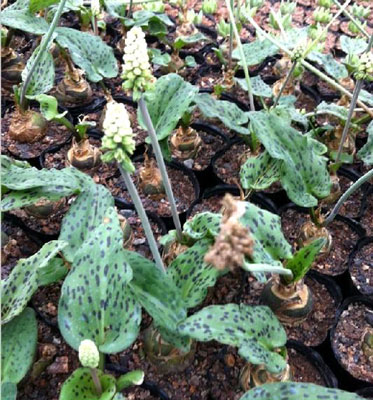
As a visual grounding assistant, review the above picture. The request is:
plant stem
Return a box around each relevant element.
[138,97,183,242]
[127,0,133,17]
[228,0,234,70]
[323,168,373,226]
[57,116,75,132]
[332,0,370,39]
[90,368,102,396]
[335,34,373,163]
[246,15,373,118]
[118,163,166,273]
[225,0,255,112]
[20,0,67,110]
[273,62,296,107]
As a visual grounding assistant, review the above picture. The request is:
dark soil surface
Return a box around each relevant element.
[350,241,373,297]
[332,302,373,384]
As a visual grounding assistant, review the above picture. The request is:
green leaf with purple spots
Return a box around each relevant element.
[239,382,363,400]
[183,212,222,241]
[58,207,141,354]
[59,368,117,400]
[1,382,17,400]
[357,120,373,165]
[1,308,37,384]
[0,7,49,34]
[1,240,67,324]
[167,239,223,308]
[178,304,287,373]
[307,51,348,80]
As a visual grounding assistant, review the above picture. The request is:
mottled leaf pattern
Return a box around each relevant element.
[232,39,278,66]
[58,207,140,353]
[139,73,198,141]
[285,238,326,283]
[174,32,206,50]
[315,101,349,121]
[59,184,114,262]
[178,304,287,373]
[124,249,187,331]
[55,27,118,82]
[357,120,373,165]
[59,368,117,400]
[1,241,67,324]
[1,308,37,383]
[183,212,222,240]
[194,93,249,135]
[307,51,348,80]
[240,201,292,265]
[340,35,367,55]
[240,151,281,190]
[1,382,17,400]
[103,0,126,19]
[248,111,331,207]
[37,258,68,286]
[126,10,174,28]
[359,89,373,107]
[235,76,273,98]
[239,382,363,400]
[168,239,222,308]
[157,325,192,352]
[0,8,48,34]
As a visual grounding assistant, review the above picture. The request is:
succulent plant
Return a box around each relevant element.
[354,52,373,82]
[202,0,217,15]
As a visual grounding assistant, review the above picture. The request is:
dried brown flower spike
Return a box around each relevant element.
[204,194,254,271]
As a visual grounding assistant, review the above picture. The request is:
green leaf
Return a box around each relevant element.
[248,111,331,207]
[1,241,67,324]
[307,51,348,80]
[240,151,281,190]
[240,201,292,266]
[239,382,363,400]
[235,76,273,98]
[194,93,249,135]
[359,89,373,107]
[285,238,326,283]
[59,184,114,262]
[174,32,207,50]
[357,120,373,165]
[149,48,171,67]
[58,207,140,353]
[178,304,287,373]
[55,27,118,82]
[125,10,173,28]
[124,250,187,331]
[59,368,117,400]
[116,370,144,391]
[232,39,278,66]
[0,8,49,34]
[340,35,367,55]
[139,73,198,141]
[184,55,197,68]
[29,0,59,12]
[1,383,17,400]
[103,0,126,19]
[21,39,55,96]
[1,308,37,383]
[183,212,222,240]
[26,94,67,120]
[168,239,222,309]
[37,258,68,286]
[315,101,349,121]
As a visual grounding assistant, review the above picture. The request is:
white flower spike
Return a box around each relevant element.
[79,339,100,369]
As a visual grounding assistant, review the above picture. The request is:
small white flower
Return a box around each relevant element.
[79,339,99,368]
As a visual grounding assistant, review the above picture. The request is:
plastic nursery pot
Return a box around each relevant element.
[199,87,250,113]
[331,296,373,387]
[112,156,200,229]
[186,184,278,219]
[105,362,170,400]
[348,237,373,297]
[287,340,338,388]
[356,387,373,399]
[61,94,107,121]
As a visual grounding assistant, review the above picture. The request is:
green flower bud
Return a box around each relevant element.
[354,52,373,82]
[78,340,99,368]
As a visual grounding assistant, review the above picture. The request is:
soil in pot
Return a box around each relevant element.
[331,301,373,384]
[107,159,197,218]
[361,190,373,236]
[281,207,361,276]
[337,173,365,220]
[349,238,373,297]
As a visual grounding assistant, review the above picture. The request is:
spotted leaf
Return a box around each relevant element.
[1,308,37,384]
[1,382,17,400]
[124,250,187,331]
[174,32,206,50]
[59,184,114,262]
[178,304,287,373]
[1,240,67,324]
[357,120,373,165]
[168,239,223,308]
[183,212,222,241]
[58,207,140,353]
[315,101,349,121]
[232,39,278,67]
[194,93,249,135]
[239,382,363,400]
[240,201,292,266]
[240,151,281,191]
[59,368,117,400]
[139,73,198,141]
[0,7,48,34]
[235,76,273,98]
[55,27,118,82]
[248,111,331,207]
[307,51,348,80]
[340,35,368,55]
[157,325,192,352]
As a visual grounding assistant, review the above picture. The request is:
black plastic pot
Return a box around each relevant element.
[287,340,338,388]
[106,362,170,400]
[330,296,373,389]
[357,387,373,399]
[186,184,278,219]
[348,237,373,297]
[360,185,373,222]
[61,95,107,122]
